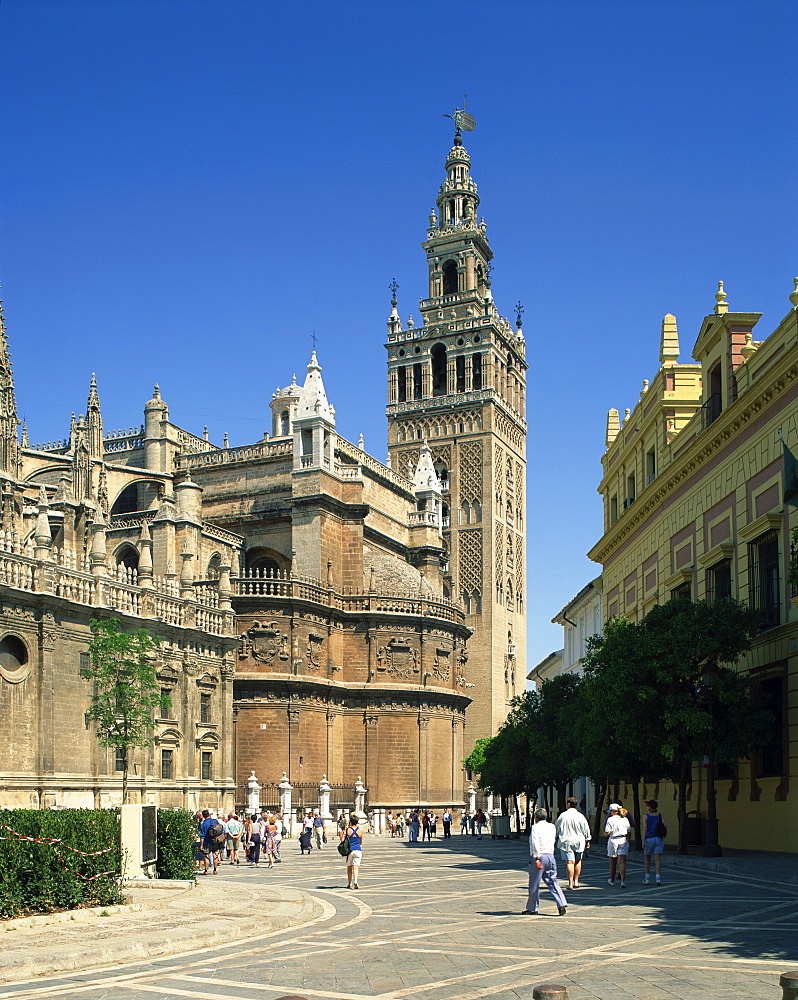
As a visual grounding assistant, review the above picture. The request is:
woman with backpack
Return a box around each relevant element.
[642,799,666,886]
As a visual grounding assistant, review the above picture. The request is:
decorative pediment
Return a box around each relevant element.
[195,729,220,749]
[157,726,183,746]
[195,671,218,691]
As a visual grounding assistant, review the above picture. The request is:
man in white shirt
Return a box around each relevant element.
[555,797,592,889]
[523,807,567,916]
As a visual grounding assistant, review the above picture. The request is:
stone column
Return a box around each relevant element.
[467,782,477,815]
[354,776,367,817]
[418,716,430,803]
[279,772,293,832]
[319,774,332,821]
[247,771,261,814]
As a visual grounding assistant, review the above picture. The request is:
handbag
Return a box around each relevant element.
[337,834,351,857]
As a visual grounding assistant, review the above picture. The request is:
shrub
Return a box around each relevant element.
[0,809,124,918]
[156,809,197,880]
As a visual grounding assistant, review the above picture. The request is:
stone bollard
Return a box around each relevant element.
[533,987,568,1000]
[781,971,798,999]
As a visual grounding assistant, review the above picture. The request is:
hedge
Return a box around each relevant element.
[0,809,124,918]
[156,809,197,880]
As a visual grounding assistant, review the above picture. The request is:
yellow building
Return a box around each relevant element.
[588,279,798,852]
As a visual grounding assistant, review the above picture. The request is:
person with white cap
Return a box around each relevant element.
[605,803,631,887]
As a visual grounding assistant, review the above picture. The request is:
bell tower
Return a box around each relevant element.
[386,115,528,754]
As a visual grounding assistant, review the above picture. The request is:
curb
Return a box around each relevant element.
[0,888,323,983]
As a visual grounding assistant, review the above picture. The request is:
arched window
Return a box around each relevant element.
[431,344,447,397]
[442,260,458,295]
[433,459,448,489]
[111,483,139,515]
[206,553,221,580]
[115,544,139,571]
[248,555,280,576]
[472,589,482,614]
[280,410,290,435]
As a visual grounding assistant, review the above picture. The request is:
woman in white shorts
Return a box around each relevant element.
[341,812,363,890]
[605,803,631,887]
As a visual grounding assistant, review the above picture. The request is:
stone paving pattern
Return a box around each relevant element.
[0,833,796,1000]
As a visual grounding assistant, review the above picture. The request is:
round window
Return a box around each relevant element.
[0,633,31,683]
[398,349,405,357]
[473,335,481,343]
[414,346,421,354]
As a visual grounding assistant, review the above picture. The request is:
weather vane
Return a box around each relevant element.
[443,94,476,138]
[310,330,318,351]
[389,278,399,305]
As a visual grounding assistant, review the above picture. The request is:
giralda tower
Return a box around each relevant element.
[386,114,528,761]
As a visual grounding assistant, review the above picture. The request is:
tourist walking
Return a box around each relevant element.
[422,811,431,841]
[429,812,438,838]
[460,811,469,834]
[605,803,631,887]
[642,799,666,886]
[340,811,364,890]
[523,807,567,916]
[409,810,420,842]
[555,797,591,889]
[474,808,487,839]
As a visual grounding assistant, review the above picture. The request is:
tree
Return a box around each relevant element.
[579,617,678,844]
[81,617,163,803]
[462,737,493,781]
[581,598,765,852]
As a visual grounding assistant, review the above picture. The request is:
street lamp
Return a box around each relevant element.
[701,660,722,857]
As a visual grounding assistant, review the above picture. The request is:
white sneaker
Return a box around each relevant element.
[643,876,650,884]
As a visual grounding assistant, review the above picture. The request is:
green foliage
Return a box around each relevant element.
[462,737,493,777]
[156,809,197,880]
[0,809,124,918]
[580,597,767,849]
[82,617,163,802]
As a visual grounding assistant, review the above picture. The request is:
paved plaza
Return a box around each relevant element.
[0,834,795,1000]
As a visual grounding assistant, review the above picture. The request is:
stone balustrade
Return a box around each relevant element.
[0,537,233,636]
[232,570,464,625]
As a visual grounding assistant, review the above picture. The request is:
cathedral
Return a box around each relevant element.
[0,126,527,813]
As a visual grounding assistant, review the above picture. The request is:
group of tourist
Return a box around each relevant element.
[523,797,667,916]
[193,807,366,884]
[194,808,287,872]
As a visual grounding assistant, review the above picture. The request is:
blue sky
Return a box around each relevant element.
[2,0,796,669]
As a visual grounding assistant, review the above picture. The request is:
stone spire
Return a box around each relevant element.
[413,441,440,492]
[387,279,402,336]
[85,373,104,459]
[0,298,20,477]
[714,280,728,315]
[296,351,335,425]
[660,313,680,364]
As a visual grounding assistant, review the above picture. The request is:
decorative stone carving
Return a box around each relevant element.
[433,648,451,682]
[305,632,324,668]
[376,636,418,678]
[239,621,289,663]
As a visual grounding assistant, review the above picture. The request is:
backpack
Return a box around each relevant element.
[655,816,667,838]
[209,821,225,843]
